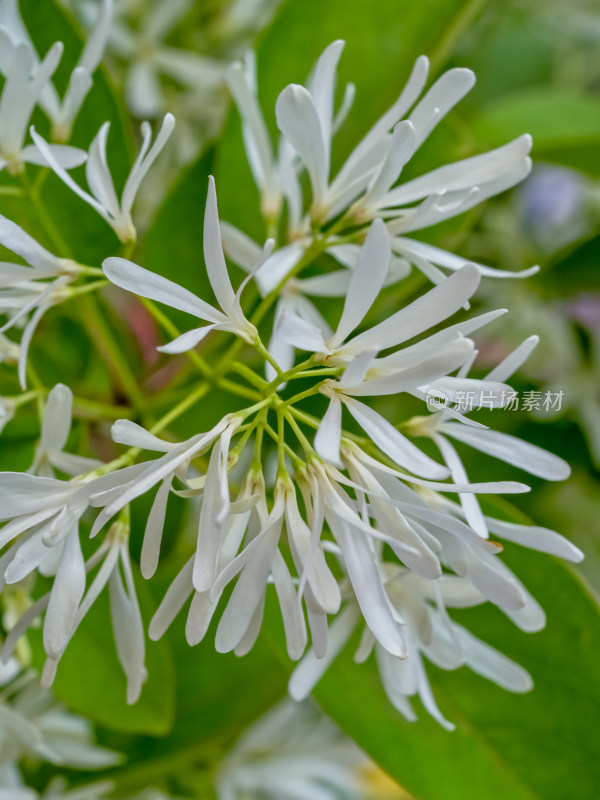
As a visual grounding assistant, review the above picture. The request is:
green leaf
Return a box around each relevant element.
[29,575,175,736]
[303,505,600,800]
[471,89,600,175]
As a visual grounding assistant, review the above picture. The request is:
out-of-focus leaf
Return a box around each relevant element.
[280,499,600,800]
[471,90,600,175]
[29,575,175,736]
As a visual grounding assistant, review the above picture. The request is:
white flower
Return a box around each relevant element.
[227,41,537,292]
[102,177,268,350]
[0,386,153,701]
[100,0,226,118]
[31,113,175,243]
[411,335,572,537]
[30,384,102,478]
[289,570,534,730]
[0,0,114,141]
[0,35,86,174]
[0,217,85,388]
[0,668,118,782]
[216,699,366,800]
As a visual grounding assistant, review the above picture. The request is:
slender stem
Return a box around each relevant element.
[149,382,210,437]
[20,171,72,257]
[284,409,314,458]
[282,384,324,408]
[140,297,261,401]
[79,294,146,410]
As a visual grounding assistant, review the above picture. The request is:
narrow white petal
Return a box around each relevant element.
[486,517,584,562]
[440,422,571,480]
[274,307,330,354]
[149,557,194,640]
[343,396,449,479]
[121,114,175,214]
[85,122,120,218]
[331,218,391,346]
[276,84,328,207]
[314,396,343,466]
[486,335,539,382]
[203,176,237,316]
[409,68,475,146]
[39,383,72,457]
[141,478,171,578]
[288,605,359,701]
[102,257,225,322]
[43,528,85,659]
[455,624,533,692]
[385,134,532,206]
[343,263,480,354]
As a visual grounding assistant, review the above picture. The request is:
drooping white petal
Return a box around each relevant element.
[141,478,171,579]
[440,422,571,481]
[43,527,85,659]
[455,624,533,692]
[288,604,359,701]
[486,517,584,562]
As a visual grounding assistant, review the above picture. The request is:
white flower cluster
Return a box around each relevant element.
[0,3,581,737]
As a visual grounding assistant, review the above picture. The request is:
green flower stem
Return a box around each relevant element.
[71,396,134,420]
[277,406,287,471]
[231,360,268,389]
[140,297,261,401]
[255,336,284,378]
[78,294,147,411]
[263,419,302,470]
[149,381,212,437]
[20,171,72,257]
[283,408,315,458]
[282,383,325,407]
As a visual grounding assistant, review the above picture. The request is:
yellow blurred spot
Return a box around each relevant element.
[359,760,415,799]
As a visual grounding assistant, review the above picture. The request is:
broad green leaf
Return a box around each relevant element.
[301,501,600,800]
[471,89,600,175]
[29,575,175,736]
